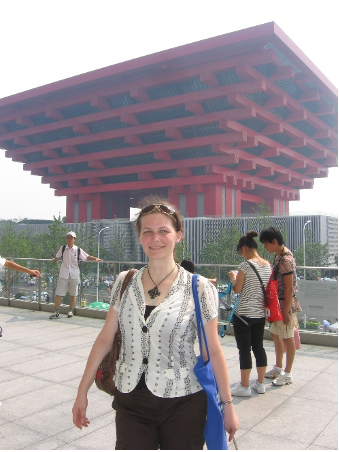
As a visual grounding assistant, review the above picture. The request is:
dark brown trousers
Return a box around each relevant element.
[112,387,207,450]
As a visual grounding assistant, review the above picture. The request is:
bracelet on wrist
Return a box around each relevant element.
[220,398,233,406]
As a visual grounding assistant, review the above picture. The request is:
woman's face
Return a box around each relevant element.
[138,212,182,260]
[262,240,277,254]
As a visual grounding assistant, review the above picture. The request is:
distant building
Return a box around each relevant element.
[183,214,338,266]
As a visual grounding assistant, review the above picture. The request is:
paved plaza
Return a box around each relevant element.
[0,305,337,450]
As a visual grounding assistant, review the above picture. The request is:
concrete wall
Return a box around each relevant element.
[1,296,337,347]
[297,280,338,323]
[0,297,107,319]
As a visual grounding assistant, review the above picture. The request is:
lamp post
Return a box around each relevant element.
[303,220,311,280]
[97,227,109,302]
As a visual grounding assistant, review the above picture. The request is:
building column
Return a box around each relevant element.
[225,187,241,216]
[66,195,79,222]
[91,194,107,220]
[109,196,120,219]
[263,196,279,215]
[168,187,183,215]
[233,189,242,216]
[66,197,74,223]
[121,193,133,218]
[186,191,198,217]
[78,200,88,223]
[204,184,223,216]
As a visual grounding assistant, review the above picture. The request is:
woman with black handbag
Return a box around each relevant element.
[72,197,238,449]
[229,231,272,397]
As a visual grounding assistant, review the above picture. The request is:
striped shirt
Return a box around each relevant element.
[235,259,272,318]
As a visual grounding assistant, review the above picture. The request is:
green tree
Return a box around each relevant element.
[294,230,330,279]
[39,215,68,259]
[248,201,287,263]
[0,220,39,291]
[199,224,242,282]
[107,229,138,278]
[0,220,33,259]
[175,237,192,263]
[76,223,97,258]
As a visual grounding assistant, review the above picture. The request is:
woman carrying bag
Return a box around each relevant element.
[72,197,238,449]
[259,227,302,386]
[229,231,272,397]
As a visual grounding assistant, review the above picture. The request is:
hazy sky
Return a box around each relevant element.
[0,0,338,220]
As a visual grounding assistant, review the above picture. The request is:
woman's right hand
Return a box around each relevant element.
[72,393,90,430]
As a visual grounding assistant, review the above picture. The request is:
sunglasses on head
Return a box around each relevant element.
[141,204,176,216]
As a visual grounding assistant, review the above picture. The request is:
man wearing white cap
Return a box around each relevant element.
[50,231,102,319]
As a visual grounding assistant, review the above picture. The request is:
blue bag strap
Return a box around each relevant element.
[228,293,239,324]
[225,282,232,294]
[192,274,210,362]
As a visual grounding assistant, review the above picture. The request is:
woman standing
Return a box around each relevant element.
[259,227,302,386]
[229,231,271,397]
[72,198,238,449]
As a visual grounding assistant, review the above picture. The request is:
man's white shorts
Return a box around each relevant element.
[56,277,79,297]
[270,312,297,339]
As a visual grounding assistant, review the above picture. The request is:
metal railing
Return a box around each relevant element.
[0,258,337,329]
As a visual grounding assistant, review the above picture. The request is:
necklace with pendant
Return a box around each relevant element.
[147,265,177,299]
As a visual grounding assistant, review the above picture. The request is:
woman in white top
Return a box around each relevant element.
[72,197,238,449]
[229,231,271,397]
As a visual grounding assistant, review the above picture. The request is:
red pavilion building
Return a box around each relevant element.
[0,22,337,222]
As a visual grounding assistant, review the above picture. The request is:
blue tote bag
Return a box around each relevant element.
[192,274,228,450]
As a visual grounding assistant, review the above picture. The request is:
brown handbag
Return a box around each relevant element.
[95,269,137,396]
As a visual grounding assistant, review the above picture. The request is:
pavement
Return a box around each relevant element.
[0,305,337,451]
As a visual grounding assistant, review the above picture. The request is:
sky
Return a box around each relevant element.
[0,0,338,220]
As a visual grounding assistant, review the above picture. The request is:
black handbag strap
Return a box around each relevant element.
[247,261,269,307]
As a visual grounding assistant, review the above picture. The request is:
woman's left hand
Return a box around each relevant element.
[282,309,291,326]
[223,403,239,442]
[72,393,90,430]
[228,270,237,280]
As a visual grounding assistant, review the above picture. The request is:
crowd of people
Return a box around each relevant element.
[2,197,304,449]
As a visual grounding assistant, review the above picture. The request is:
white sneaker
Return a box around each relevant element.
[50,312,59,319]
[265,365,282,379]
[231,383,251,397]
[251,381,265,394]
[67,311,73,318]
[272,372,293,386]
